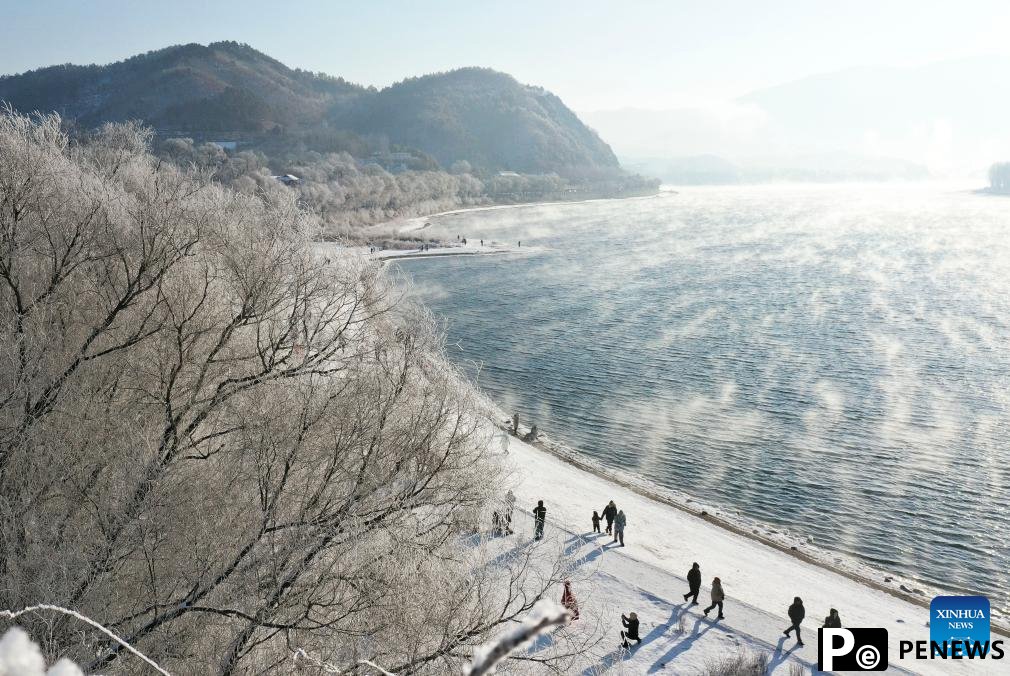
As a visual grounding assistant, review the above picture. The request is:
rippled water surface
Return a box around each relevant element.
[395,184,1010,613]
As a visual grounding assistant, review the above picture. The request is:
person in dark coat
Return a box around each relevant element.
[683,562,702,604]
[532,500,547,540]
[601,501,617,534]
[822,608,842,628]
[591,510,601,533]
[620,612,641,648]
[703,577,725,619]
[783,597,806,646]
[613,509,627,546]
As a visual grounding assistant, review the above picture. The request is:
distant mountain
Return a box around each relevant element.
[625,153,929,185]
[0,42,619,176]
[583,55,1010,178]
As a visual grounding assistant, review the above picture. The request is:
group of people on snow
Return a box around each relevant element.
[596,500,626,546]
[622,568,842,651]
[524,497,629,546]
[683,562,724,619]
[505,494,844,654]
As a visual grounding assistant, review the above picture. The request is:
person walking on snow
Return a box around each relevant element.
[532,500,547,540]
[620,612,641,649]
[601,501,617,534]
[684,562,702,604]
[703,577,725,619]
[613,509,627,546]
[504,490,516,529]
[591,510,601,533]
[783,597,806,646]
[822,608,842,628]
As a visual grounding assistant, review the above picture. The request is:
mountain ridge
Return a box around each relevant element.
[0,41,619,176]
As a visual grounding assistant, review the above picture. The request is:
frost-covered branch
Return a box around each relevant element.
[0,605,169,675]
[463,601,571,676]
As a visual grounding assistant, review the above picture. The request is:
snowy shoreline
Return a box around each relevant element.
[508,418,1009,631]
[499,420,1007,674]
[517,422,937,610]
[317,240,544,263]
[389,190,671,235]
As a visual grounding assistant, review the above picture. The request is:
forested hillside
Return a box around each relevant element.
[0,42,623,176]
[0,42,363,131]
[335,67,620,173]
[0,42,656,237]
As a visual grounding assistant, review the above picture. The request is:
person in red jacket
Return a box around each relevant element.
[561,580,580,620]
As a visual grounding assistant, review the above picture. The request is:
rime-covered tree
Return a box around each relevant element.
[989,161,1010,194]
[0,110,596,674]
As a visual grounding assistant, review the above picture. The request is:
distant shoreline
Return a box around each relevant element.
[390,190,671,235]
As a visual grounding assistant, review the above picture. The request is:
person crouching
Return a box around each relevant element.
[620,612,641,649]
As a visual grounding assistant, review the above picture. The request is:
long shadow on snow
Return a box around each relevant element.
[524,630,555,657]
[647,615,718,673]
[564,532,606,556]
[564,532,624,574]
[581,599,689,675]
[580,646,630,675]
[485,539,536,569]
[767,635,802,674]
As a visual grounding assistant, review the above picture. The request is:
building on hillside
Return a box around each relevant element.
[367,152,416,173]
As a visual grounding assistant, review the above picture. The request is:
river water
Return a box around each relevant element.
[394,183,1010,615]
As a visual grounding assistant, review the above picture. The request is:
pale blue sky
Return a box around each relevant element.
[2,0,1008,111]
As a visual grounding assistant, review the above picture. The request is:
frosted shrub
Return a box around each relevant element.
[702,650,771,675]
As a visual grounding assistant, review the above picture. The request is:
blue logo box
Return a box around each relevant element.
[930,596,990,656]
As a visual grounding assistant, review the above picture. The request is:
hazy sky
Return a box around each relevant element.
[2,0,1009,111]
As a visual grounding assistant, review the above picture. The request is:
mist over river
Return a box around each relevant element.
[394,183,1010,615]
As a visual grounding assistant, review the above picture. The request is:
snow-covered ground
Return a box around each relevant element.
[500,428,1005,674]
[392,192,669,235]
[316,239,543,262]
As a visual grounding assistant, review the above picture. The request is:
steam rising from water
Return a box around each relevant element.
[398,183,1010,615]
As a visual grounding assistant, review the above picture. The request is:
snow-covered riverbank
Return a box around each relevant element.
[389,190,671,235]
[501,425,1005,674]
[316,239,543,262]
